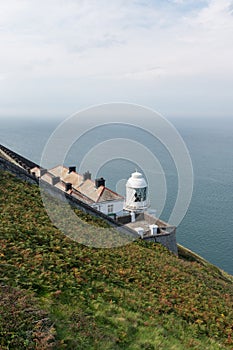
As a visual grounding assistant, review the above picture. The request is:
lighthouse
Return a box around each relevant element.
[124,171,149,219]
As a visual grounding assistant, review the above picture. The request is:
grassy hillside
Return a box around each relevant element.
[0,169,233,350]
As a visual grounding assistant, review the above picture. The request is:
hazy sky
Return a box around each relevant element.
[0,0,233,119]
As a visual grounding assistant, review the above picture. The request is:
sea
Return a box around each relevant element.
[1,115,233,275]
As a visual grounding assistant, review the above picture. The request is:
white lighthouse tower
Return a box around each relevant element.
[124,171,149,221]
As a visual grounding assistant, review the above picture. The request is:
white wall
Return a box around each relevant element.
[92,200,124,215]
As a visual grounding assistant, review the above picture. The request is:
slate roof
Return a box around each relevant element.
[49,165,83,188]
[48,165,124,203]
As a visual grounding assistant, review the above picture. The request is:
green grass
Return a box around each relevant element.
[0,169,233,349]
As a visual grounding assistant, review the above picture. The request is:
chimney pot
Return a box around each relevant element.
[68,166,76,173]
[40,168,47,176]
[65,182,72,191]
[95,177,105,188]
[51,176,60,186]
[83,170,91,181]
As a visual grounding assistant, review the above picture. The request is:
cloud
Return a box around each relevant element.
[0,0,233,117]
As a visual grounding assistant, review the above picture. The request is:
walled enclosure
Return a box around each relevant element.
[0,144,178,254]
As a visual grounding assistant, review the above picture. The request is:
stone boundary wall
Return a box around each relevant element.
[144,229,178,255]
[0,144,39,171]
[116,214,132,225]
[0,156,38,185]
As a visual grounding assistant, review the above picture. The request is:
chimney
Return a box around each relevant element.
[131,212,135,223]
[68,166,76,174]
[40,168,47,177]
[135,227,144,238]
[51,176,60,186]
[65,182,72,191]
[83,171,91,181]
[95,177,105,188]
[149,224,158,236]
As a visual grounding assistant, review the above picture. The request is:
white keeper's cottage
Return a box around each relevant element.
[31,165,124,217]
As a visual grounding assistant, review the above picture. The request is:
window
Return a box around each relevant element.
[134,188,147,202]
[108,204,114,214]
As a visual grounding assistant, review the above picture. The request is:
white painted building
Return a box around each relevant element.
[31,166,150,218]
[124,171,149,212]
[42,165,125,216]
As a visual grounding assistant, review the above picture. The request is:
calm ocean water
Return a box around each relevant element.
[1,116,233,275]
